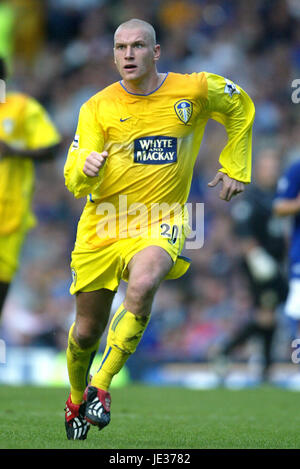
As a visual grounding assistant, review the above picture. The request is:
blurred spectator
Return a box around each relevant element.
[0,1,15,71]
[11,0,45,65]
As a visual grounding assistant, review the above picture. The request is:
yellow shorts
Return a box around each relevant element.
[70,233,191,294]
[0,229,27,282]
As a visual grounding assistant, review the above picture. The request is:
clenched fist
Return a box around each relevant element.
[83,151,108,177]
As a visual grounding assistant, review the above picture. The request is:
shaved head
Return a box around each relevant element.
[113,18,161,92]
[114,19,157,47]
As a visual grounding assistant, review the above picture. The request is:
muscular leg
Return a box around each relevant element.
[124,245,173,316]
[66,288,115,404]
[73,288,115,347]
[91,246,173,390]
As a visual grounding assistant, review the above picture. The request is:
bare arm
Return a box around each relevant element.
[273,195,300,217]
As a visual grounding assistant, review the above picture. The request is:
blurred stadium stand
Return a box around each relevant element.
[1,0,300,388]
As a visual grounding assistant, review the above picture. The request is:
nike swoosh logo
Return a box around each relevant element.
[120,117,131,122]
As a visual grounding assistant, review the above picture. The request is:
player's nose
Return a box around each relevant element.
[124,46,134,58]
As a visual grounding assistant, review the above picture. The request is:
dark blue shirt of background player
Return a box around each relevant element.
[274,159,300,280]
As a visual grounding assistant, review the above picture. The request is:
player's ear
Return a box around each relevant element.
[153,44,160,62]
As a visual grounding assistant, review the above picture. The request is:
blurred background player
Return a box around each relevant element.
[273,158,300,341]
[0,58,61,318]
[212,149,288,382]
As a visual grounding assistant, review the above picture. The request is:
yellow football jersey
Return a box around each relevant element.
[0,92,61,235]
[64,72,255,249]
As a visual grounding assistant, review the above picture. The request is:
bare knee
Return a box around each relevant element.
[73,322,101,349]
[124,246,173,316]
[73,306,108,349]
[125,273,160,316]
[73,289,115,348]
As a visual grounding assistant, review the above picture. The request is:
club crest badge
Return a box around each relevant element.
[174,99,193,125]
[224,78,240,98]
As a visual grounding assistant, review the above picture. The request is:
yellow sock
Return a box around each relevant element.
[66,323,100,404]
[91,304,150,391]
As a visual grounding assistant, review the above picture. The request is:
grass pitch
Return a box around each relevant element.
[0,384,300,449]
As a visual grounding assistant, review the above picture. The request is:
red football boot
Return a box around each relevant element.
[64,393,90,440]
[84,386,111,430]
